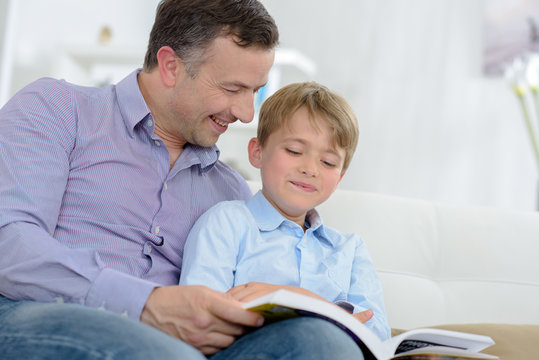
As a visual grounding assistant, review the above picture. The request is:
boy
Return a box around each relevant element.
[180,82,391,341]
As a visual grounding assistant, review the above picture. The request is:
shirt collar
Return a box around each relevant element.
[180,144,220,173]
[247,191,335,246]
[115,69,151,137]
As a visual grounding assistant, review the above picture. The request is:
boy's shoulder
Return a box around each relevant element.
[203,199,252,220]
[317,221,364,248]
[210,198,248,209]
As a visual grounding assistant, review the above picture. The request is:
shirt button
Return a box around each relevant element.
[155,226,160,235]
[164,183,168,191]
[146,119,153,127]
[147,244,152,253]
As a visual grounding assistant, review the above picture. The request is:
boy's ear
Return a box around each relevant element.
[248,137,262,169]
[156,46,183,87]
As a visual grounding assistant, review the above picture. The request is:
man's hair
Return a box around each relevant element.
[257,82,359,172]
[143,0,279,73]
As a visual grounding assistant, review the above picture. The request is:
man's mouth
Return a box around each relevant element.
[210,114,229,128]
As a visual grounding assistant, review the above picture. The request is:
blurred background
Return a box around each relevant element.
[1,0,538,211]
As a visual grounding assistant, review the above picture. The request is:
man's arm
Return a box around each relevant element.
[0,80,155,318]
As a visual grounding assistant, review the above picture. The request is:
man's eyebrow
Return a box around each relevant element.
[221,81,267,91]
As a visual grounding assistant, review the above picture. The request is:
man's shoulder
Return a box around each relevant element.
[20,77,113,106]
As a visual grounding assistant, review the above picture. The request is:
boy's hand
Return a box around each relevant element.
[229,282,375,324]
[140,285,264,355]
[352,309,374,323]
[227,281,327,303]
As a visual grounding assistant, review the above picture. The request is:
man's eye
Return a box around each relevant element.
[224,87,240,93]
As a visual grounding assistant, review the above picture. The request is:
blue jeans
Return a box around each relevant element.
[0,297,364,359]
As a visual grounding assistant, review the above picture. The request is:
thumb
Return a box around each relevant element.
[353,309,373,323]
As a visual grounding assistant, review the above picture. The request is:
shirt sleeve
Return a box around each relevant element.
[0,80,156,319]
[180,201,251,292]
[347,234,392,341]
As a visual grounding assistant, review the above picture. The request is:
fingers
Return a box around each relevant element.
[352,309,373,323]
[226,282,282,302]
[228,282,328,303]
[227,282,298,302]
[140,285,263,355]
[209,293,264,328]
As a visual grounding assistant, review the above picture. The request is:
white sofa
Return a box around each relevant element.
[247,181,539,358]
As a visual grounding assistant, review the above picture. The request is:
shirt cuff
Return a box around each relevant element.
[335,300,355,313]
[85,268,159,320]
[335,300,370,315]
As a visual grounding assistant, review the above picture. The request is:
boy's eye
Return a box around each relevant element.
[286,148,301,155]
[322,160,336,168]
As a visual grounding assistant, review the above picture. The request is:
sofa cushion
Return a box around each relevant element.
[391,324,539,359]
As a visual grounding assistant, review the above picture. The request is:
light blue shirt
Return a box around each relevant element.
[180,191,391,340]
[0,70,252,320]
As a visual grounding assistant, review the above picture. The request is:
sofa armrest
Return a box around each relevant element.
[392,324,539,359]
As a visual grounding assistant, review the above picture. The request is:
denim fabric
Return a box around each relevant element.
[0,297,364,360]
[0,296,204,359]
[213,317,365,360]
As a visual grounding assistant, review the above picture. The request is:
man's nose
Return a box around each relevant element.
[231,91,255,124]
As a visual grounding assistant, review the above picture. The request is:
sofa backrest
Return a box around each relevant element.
[247,181,539,329]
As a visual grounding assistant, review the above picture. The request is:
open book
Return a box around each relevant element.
[243,290,497,360]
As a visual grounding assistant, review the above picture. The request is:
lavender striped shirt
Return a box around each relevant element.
[0,69,252,319]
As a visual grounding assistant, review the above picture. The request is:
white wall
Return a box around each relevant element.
[258,0,538,211]
[1,0,537,211]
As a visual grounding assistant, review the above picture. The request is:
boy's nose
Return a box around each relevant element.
[300,158,319,177]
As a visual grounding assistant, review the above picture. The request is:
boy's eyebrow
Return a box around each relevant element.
[283,137,343,157]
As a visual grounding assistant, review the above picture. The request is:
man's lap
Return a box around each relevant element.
[0,296,204,360]
[213,317,365,360]
[0,296,364,360]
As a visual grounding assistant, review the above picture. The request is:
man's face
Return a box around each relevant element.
[249,107,346,226]
[166,36,275,147]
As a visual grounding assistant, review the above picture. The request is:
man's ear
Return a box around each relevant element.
[248,137,262,169]
[156,46,182,88]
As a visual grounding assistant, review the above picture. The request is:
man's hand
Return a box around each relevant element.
[140,285,264,355]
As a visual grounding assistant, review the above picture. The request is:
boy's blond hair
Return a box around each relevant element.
[257,81,359,171]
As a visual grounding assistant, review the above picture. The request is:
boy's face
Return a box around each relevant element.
[248,107,346,227]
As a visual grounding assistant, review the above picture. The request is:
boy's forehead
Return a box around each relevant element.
[278,119,344,154]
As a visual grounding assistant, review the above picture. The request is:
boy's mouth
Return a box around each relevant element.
[291,181,316,192]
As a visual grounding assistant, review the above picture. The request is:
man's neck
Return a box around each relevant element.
[137,70,185,170]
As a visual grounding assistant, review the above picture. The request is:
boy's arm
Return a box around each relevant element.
[180,201,251,292]
[347,235,392,340]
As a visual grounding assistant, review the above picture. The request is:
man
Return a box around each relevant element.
[0,1,365,359]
